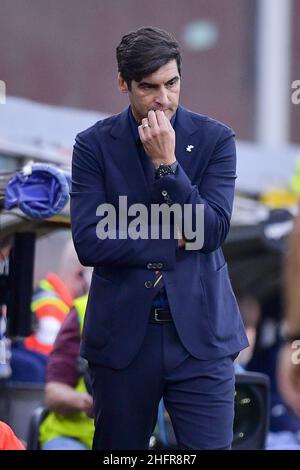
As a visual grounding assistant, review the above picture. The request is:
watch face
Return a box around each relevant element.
[157,165,173,177]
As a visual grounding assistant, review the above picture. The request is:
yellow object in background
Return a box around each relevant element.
[260,159,300,208]
[260,189,299,208]
[291,159,300,195]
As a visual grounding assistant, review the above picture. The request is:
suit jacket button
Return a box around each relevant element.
[162,190,168,197]
[157,263,163,269]
[152,263,157,269]
[144,281,153,289]
[147,262,153,269]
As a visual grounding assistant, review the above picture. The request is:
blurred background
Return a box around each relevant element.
[0,0,299,141]
[1,0,300,451]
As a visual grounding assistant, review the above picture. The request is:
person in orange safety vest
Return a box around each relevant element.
[0,421,25,450]
[24,241,89,356]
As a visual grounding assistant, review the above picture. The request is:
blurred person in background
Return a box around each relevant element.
[10,240,89,383]
[276,211,300,444]
[24,240,88,355]
[0,243,12,380]
[235,294,261,368]
[39,294,94,450]
[0,421,25,450]
[244,210,300,449]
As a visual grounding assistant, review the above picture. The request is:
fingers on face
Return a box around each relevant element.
[155,110,165,126]
[155,110,170,132]
[148,110,170,133]
[138,118,150,140]
[142,117,151,135]
[141,117,149,128]
[138,124,144,140]
[165,115,173,131]
[138,110,171,140]
[147,110,158,130]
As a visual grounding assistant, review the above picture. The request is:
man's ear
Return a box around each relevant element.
[118,73,128,93]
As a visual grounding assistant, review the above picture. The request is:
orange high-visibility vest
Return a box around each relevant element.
[24,273,73,355]
[0,421,25,450]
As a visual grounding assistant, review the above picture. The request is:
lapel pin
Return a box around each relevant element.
[186,145,194,153]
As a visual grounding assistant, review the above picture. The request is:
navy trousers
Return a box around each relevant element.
[89,319,236,450]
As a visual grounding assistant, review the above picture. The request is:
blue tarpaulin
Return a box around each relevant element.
[4,163,70,218]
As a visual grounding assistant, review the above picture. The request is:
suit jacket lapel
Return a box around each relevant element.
[174,106,200,178]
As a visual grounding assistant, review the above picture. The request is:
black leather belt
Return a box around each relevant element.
[149,308,173,323]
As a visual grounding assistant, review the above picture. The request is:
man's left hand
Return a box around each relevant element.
[138,110,176,168]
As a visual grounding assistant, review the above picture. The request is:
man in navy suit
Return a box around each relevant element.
[70,26,249,450]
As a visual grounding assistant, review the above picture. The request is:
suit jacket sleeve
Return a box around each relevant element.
[152,127,237,253]
[71,131,177,268]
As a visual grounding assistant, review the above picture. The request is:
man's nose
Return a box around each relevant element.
[154,87,169,107]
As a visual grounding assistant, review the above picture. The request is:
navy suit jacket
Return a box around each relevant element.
[71,105,249,369]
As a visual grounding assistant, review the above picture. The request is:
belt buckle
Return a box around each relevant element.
[154,308,164,322]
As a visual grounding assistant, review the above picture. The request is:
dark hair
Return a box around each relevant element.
[116,26,181,89]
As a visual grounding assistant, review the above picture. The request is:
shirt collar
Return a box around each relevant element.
[129,107,177,143]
